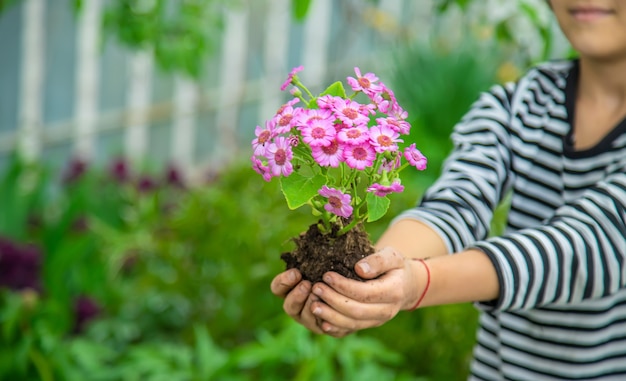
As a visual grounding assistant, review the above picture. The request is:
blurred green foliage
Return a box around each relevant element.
[100,0,229,78]
[0,154,434,380]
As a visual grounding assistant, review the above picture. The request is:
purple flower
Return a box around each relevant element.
[251,156,272,182]
[266,136,294,177]
[343,143,376,170]
[0,237,42,291]
[311,139,344,168]
[73,295,101,333]
[367,180,405,197]
[300,119,336,147]
[369,125,403,153]
[280,65,304,91]
[404,143,427,170]
[346,67,383,96]
[109,157,130,183]
[136,175,157,193]
[62,157,88,184]
[319,186,353,218]
[165,165,186,189]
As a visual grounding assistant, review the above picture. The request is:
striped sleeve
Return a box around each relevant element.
[474,171,626,311]
[394,84,515,253]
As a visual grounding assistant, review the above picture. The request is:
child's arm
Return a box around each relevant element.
[309,172,626,336]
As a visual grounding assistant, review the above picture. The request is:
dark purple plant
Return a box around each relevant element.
[109,157,130,183]
[136,175,157,193]
[71,216,89,233]
[73,295,101,334]
[165,164,186,189]
[62,157,88,184]
[0,237,42,291]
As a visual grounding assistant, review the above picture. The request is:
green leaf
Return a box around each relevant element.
[193,324,227,378]
[320,81,347,98]
[366,193,390,222]
[292,0,312,22]
[280,173,327,210]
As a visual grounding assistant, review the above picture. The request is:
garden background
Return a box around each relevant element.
[0,0,571,380]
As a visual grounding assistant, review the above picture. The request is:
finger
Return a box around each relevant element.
[299,294,325,335]
[283,280,311,317]
[312,281,401,321]
[270,269,302,298]
[283,284,325,335]
[311,298,387,335]
[354,246,405,279]
[321,269,405,305]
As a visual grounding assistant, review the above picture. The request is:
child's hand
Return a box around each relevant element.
[270,269,326,334]
[307,247,427,337]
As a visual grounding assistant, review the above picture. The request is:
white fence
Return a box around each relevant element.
[0,0,433,177]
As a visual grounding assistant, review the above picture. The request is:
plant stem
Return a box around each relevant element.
[337,218,360,236]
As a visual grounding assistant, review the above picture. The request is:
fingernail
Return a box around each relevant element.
[313,286,323,296]
[287,270,296,283]
[299,283,309,293]
[358,261,370,274]
[313,307,322,315]
[323,274,332,284]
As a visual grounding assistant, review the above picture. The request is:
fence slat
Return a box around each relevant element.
[171,75,198,169]
[260,0,290,120]
[125,49,154,161]
[300,0,332,87]
[17,0,46,161]
[213,7,249,164]
[74,0,102,159]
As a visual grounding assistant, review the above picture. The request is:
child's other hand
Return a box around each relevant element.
[308,247,426,337]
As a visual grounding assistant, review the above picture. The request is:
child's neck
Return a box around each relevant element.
[572,56,626,151]
[578,56,626,104]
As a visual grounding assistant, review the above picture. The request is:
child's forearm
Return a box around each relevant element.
[419,249,500,307]
[375,219,449,259]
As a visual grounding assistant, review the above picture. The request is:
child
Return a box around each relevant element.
[271,0,626,379]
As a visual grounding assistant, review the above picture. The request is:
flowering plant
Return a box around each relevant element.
[252,66,427,238]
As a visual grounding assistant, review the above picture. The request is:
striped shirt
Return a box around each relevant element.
[395,60,626,380]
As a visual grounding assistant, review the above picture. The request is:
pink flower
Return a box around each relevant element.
[311,139,344,167]
[371,83,398,112]
[317,95,341,110]
[266,137,294,177]
[296,108,334,127]
[337,125,370,146]
[390,105,408,121]
[301,119,336,147]
[371,93,390,114]
[333,121,350,133]
[252,121,275,156]
[280,65,304,91]
[273,104,302,134]
[367,180,405,197]
[380,156,401,172]
[404,143,427,170]
[343,143,376,170]
[319,185,353,218]
[370,125,403,153]
[376,116,411,135]
[276,98,300,114]
[287,135,299,147]
[347,67,383,96]
[331,98,370,127]
[251,155,272,182]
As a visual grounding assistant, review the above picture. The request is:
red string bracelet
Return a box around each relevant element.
[409,258,431,311]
